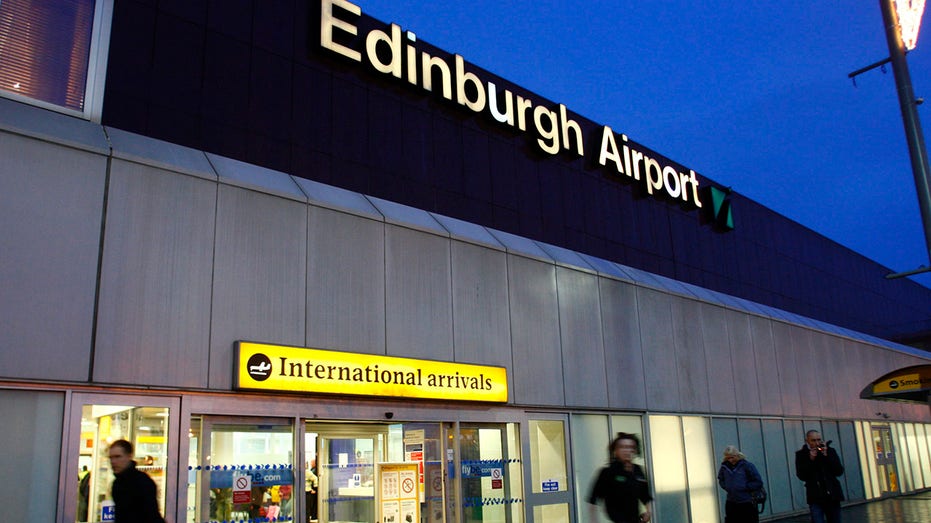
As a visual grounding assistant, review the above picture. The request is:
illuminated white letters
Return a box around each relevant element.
[597,126,702,207]
[320,1,703,210]
[365,23,401,77]
[320,0,361,61]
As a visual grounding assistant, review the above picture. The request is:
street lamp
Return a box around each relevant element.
[851,1,931,278]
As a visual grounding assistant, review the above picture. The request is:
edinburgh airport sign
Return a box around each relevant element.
[319,0,726,218]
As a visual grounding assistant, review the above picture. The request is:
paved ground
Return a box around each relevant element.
[769,491,931,522]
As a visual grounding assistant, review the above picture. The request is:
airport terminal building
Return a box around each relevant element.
[2,1,931,522]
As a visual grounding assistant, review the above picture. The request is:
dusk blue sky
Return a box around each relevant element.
[359,1,931,288]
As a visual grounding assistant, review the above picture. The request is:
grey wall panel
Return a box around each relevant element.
[850,341,876,419]
[772,321,803,417]
[508,255,564,406]
[861,348,897,419]
[700,303,737,413]
[851,344,876,419]
[599,278,647,409]
[208,185,308,389]
[450,240,511,369]
[306,206,385,355]
[791,326,822,418]
[810,332,839,416]
[671,296,710,412]
[385,225,453,360]
[556,266,608,407]
[750,316,783,415]
[726,309,761,414]
[0,133,105,381]
[638,287,680,411]
[95,160,216,387]
[836,339,862,419]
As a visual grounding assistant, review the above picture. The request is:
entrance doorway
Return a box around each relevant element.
[187,417,295,522]
[871,425,899,496]
[187,416,523,523]
[65,392,179,523]
[306,420,524,523]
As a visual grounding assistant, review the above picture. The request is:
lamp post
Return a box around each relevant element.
[878,0,931,278]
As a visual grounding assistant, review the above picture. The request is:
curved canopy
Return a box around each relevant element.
[860,364,931,403]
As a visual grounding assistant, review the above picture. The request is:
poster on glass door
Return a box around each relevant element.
[377,463,420,523]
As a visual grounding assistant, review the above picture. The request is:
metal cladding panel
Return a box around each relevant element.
[791,326,822,418]
[839,339,867,419]
[556,266,608,408]
[599,278,647,410]
[810,332,839,416]
[107,126,216,181]
[0,97,109,154]
[671,296,711,413]
[208,185,308,389]
[750,315,783,416]
[726,308,762,414]
[700,303,737,413]
[306,206,386,355]
[0,132,106,381]
[95,160,217,388]
[772,321,803,417]
[450,240,511,369]
[507,254,564,406]
[385,225,453,361]
[638,287,680,411]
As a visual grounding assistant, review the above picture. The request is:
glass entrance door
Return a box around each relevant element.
[318,432,382,523]
[522,416,572,523]
[455,423,522,523]
[871,425,899,496]
[188,417,295,523]
[64,393,179,523]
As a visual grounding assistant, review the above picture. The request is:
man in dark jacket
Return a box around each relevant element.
[795,430,844,523]
[108,439,166,523]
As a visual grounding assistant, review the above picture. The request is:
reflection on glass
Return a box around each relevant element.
[188,419,294,523]
[529,420,567,494]
[78,405,169,523]
[459,424,522,523]
[533,502,569,523]
[0,0,95,111]
[682,416,718,523]
[649,415,688,521]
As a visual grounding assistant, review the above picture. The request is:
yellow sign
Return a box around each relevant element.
[235,342,508,402]
[872,366,931,394]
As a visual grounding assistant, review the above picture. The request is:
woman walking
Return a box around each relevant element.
[717,445,764,523]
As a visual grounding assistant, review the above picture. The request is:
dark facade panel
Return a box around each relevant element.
[101,0,931,347]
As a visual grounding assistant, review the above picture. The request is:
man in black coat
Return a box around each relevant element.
[795,430,845,523]
[108,439,166,523]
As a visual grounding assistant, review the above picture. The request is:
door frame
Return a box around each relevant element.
[60,391,181,523]
[521,411,576,523]
[871,424,900,497]
[192,415,297,523]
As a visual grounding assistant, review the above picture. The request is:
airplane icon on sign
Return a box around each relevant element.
[249,361,271,375]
